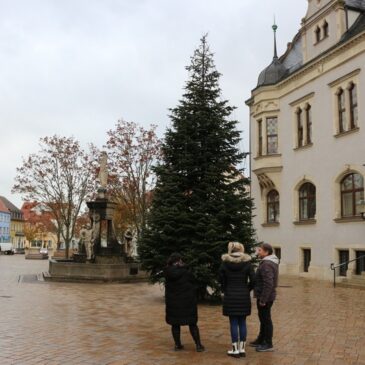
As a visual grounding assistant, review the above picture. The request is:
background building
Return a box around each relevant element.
[0,196,25,249]
[0,199,11,243]
[21,202,58,250]
[247,0,365,281]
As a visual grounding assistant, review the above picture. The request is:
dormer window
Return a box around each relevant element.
[315,26,321,43]
[323,20,329,38]
[314,20,329,44]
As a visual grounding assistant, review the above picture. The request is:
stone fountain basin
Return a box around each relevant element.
[44,258,148,283]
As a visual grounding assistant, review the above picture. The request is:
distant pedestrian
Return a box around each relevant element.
[250,243,279,352]
[219,242,255,358]
[164,253,205,352]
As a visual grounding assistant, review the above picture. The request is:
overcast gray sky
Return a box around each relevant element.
[0,0,307,207]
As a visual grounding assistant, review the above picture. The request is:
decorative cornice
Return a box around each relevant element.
[289,92,315,107]
[253,154,282,162]
[328,68,361,87]
[253,166,283,175]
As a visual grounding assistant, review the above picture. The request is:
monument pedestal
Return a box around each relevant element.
[44,259,148,283]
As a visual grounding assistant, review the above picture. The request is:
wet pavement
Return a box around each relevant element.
[0,255,365,365]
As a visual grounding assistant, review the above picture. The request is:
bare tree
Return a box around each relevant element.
[106,120,162,240]
[13,136,97,258]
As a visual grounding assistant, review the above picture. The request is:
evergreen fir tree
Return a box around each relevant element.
[139,35,254,297]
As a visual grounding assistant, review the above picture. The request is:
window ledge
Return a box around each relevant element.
[293,219,317,226]
[254,154,282,161]
[262,222,280,227]
[293,143,313,151]
[334,127,359,138]
[334,217,364,223]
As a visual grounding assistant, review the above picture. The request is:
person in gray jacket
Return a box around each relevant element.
[250,243,279,352]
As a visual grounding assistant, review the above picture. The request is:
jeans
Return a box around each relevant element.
[229,316,247,343]
[257,300,274,345]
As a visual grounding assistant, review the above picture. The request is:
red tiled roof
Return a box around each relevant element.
[0,199,10,214]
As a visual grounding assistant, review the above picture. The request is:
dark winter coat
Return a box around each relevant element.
[219,253,255,317]
[254,255,279,304]
[164,265,198,326]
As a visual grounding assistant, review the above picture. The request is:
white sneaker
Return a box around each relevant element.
[227,343,240,358]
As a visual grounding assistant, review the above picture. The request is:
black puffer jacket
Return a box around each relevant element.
[219,253,255,317]
[164,265,198,326]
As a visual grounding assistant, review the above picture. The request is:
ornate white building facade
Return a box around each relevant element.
[246,0,365,280]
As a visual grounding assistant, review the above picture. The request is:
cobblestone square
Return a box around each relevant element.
[1,255,364,365]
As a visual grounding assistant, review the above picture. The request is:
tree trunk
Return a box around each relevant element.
[65,241,69,259]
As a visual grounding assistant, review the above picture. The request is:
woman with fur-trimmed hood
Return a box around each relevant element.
[219,242,255,358]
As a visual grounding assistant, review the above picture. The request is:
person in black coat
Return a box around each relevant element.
[164,253,205,352]
[219,242,255,358]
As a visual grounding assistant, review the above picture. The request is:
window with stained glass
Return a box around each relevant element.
[266,117,278,155]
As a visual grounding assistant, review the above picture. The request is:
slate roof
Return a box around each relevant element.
[346,0,365,11]
[257,57,288,87]
[256,2,365,88]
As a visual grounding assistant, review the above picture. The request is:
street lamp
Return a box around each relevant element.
[359,199,365,220]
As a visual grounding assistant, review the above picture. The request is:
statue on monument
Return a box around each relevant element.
[79,224,93,261]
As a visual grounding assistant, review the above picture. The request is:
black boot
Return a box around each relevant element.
[249,337,264,347]
[171,325,184,351]
[189,325,205,352]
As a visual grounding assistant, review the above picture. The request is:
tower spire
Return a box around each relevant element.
[272,17,278,60]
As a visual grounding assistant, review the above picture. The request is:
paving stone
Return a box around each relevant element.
[1,255,365,364]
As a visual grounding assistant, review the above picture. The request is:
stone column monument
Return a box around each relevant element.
[86,152,123,263]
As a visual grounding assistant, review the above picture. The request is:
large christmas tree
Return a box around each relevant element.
[139,36,254,297]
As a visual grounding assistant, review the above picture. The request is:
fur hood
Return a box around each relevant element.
[222,252,252,263]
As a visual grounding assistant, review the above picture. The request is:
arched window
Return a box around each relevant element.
[349,83,358,130]
[341,173,364,217]
[299,183,316,220]
[337,88,346,133]
[323,21,329,38]
[297,108,304,147]
[267,190,280,223]
[315,26,321,43]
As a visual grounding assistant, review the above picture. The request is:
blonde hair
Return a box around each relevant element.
[228,242,245,254]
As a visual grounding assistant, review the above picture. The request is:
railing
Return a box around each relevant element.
[330,255,365,288]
